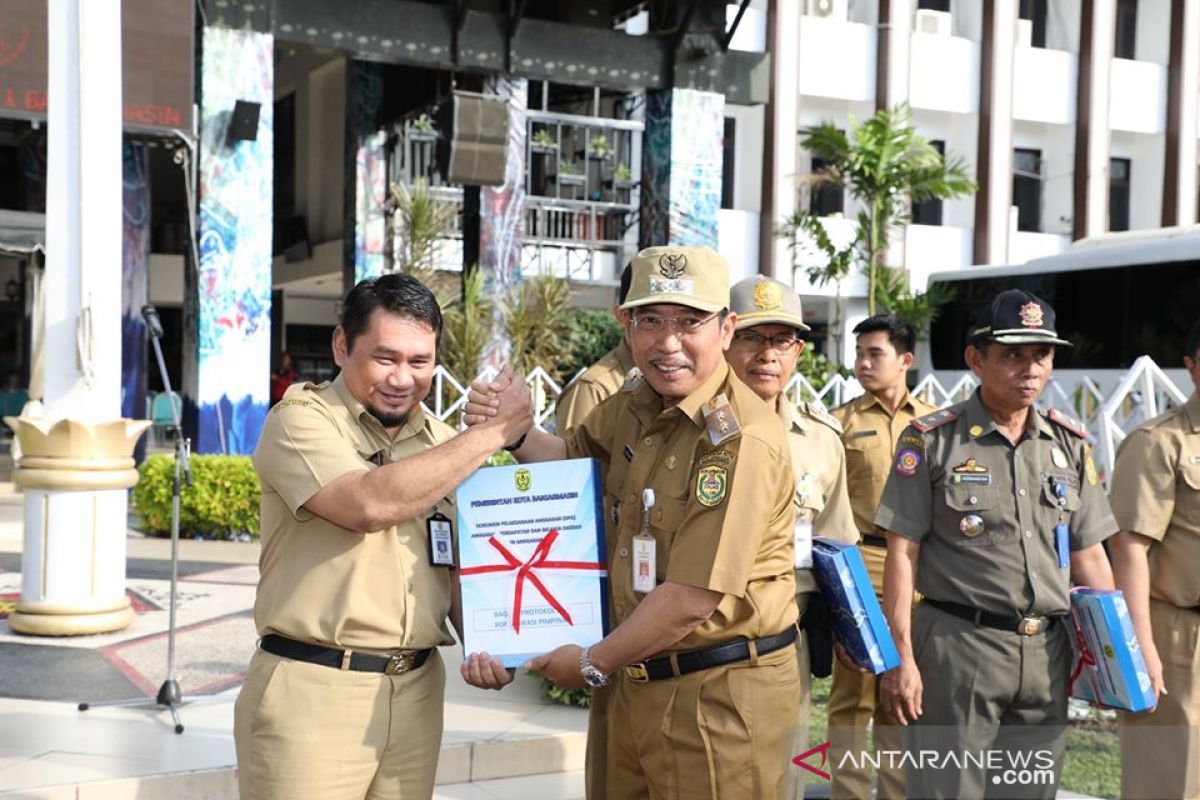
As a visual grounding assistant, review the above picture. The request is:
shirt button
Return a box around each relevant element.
[654,509,662,521]
[618,547,629,558]
[969,496,978,505]
[1031,572,1038,581]
[1019,489,1027,497]
[1024,530,1032,538]
[643,437,654,447]
[628,494,636,504]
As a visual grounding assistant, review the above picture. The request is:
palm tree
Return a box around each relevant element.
[779,103,976,322]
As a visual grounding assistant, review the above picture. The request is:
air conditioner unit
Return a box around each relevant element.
[1015,17,1032,48]
[804,0,848,22]
[915,8,952,37]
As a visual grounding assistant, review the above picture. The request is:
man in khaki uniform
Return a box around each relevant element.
[236,274,529,800]
[1109,320,1200,800]
[829,314,935,800]
[463,246,802,798]
[556,264,636,438]
[875,290,1116,799]
[726,275,856,799]
[554,264,634,800]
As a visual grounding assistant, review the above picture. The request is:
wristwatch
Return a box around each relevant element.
[579,646,610,688]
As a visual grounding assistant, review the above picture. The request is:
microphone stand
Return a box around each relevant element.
[78,304,192,734]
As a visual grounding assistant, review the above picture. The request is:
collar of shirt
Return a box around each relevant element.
[1186,391,1200,433]
[778,397,807,433]
[963,389,1055,442]
[330,373,430,445]
[614,338,636,376]
[857,387,920,417]
[629,360,732,429]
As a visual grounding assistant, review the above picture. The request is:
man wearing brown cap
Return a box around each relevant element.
[828,314,935,800]
[462,246,802,798]
[725,275,856,798]
[1109,319,1200,800]
[874,289,1116,798]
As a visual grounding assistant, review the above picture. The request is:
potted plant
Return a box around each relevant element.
[410,113,437,142]
[531,127,557,153]
[613,162,634,186]
[558,159,585,185]
[588,133,611,160]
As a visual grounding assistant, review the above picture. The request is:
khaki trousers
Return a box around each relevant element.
[827,658,905,799]
[585,683,613,799]
[607,643,801,799]
[1119,599,1200,800]
[234,647,445,800]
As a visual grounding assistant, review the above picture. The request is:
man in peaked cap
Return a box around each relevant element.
[461,246,804,798]
[726,275,857,798]
[874,289,1117,798]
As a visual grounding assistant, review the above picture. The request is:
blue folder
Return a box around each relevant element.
[812,538,901,674]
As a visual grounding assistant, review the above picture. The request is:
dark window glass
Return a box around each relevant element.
[0,145,20,210]
[1012,148,1042,232]
[912,140,945,226]
[721,117,736,211]
[1115,0,1137,59]
[917,0,951,11]
[1018,0,1047,48]
[274,94,296,218]
[809,158,844,217]
[1109,158,1131,232]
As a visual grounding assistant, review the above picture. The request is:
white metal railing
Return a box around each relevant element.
[426,358,1188,485]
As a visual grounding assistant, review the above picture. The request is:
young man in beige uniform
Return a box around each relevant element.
[236,275,529,800]
[464,247,803,798]
[829,314,935,799]
[1109,320,1200,800]
[875,290,1116,799]
[725,275,856,799]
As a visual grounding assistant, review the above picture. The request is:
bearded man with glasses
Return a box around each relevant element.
[461,246,803,799]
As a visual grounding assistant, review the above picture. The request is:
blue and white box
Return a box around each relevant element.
[812,538,901,674]
[456,459,608,668]
[1069,588,1156,712]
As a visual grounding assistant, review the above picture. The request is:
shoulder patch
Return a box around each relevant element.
[910,408,960,432]
[1047,407,1089,439]
[698,449,735,468]
[804,401,843,434]
[272,398,313,411]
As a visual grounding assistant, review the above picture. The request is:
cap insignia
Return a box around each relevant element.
[753,281,783,311]
[1019,301,1044,328]
[658,253,687,279]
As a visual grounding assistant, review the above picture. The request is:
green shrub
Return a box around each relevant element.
[562,308,623,383]
[529,670,592,708]
[132,454,261,540]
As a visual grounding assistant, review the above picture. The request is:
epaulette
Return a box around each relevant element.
[272,398,313,411]
[1047,407,1088,439]
[804,401,843,434]
[910,408,960,432]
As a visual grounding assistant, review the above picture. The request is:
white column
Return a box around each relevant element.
[5,0,148,636]
[1078,0,1115,239]
[983,0,1018,264]
[769,0,802,283]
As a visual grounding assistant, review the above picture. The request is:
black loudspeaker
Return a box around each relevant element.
[436,91,509,186]
[228,100,261,142]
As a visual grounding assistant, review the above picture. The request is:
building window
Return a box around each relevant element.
[917,0,950,11]
[809,155,844,217]
[1115,0,1137,59]
[912,140,945,226]
[1109,158,1131,232]
[1018,0,1047,48]
[721,117,736,211]
[1012,148,1042,233]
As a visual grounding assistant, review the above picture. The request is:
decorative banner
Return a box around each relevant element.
[640,88,723,249]
[480,75,527,367]
[345,61,386,284]
[120,140,150,458]
[195,27,273,455]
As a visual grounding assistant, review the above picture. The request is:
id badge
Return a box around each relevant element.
[427,513,455,568]
[1054,522,1070,569]
[794,520,813,569]
[633,534,656,593]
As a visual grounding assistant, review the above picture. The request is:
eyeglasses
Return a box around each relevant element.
[630,311,719,336]
[734,331,802,353]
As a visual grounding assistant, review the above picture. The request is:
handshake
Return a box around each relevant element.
[464,364,535,449]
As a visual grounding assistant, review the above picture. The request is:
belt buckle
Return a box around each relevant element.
[1018,616,1044,636]
[624,663,650,683]
[386,652,414,675]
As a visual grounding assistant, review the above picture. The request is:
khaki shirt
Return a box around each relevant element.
[833,390,938,537]
[1108,391,1200,608]
[875,390,1116,617]
[781,400,857,593]
[563,362,798,652]
[555,340,636,434]
[252,376,458,652]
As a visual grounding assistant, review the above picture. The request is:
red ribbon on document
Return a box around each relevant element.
[459,529,605,633]
[1068,623,1099,695]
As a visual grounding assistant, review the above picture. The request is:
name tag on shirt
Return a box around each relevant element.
[794,520,813,569]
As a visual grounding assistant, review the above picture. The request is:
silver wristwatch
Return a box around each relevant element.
[580,646,610,688]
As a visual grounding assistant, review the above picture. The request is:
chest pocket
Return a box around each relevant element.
[1040,476,1082,512]
[944,482,999,512]
[943,483,1006,547]
[1181,462,1200,492]
[843,432,884,483]
[647,494,687,581]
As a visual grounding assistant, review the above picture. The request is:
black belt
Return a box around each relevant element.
[261,634,433,675]
[861,533,888,548]
[924,599,1061,636]
[623,627,797,683]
